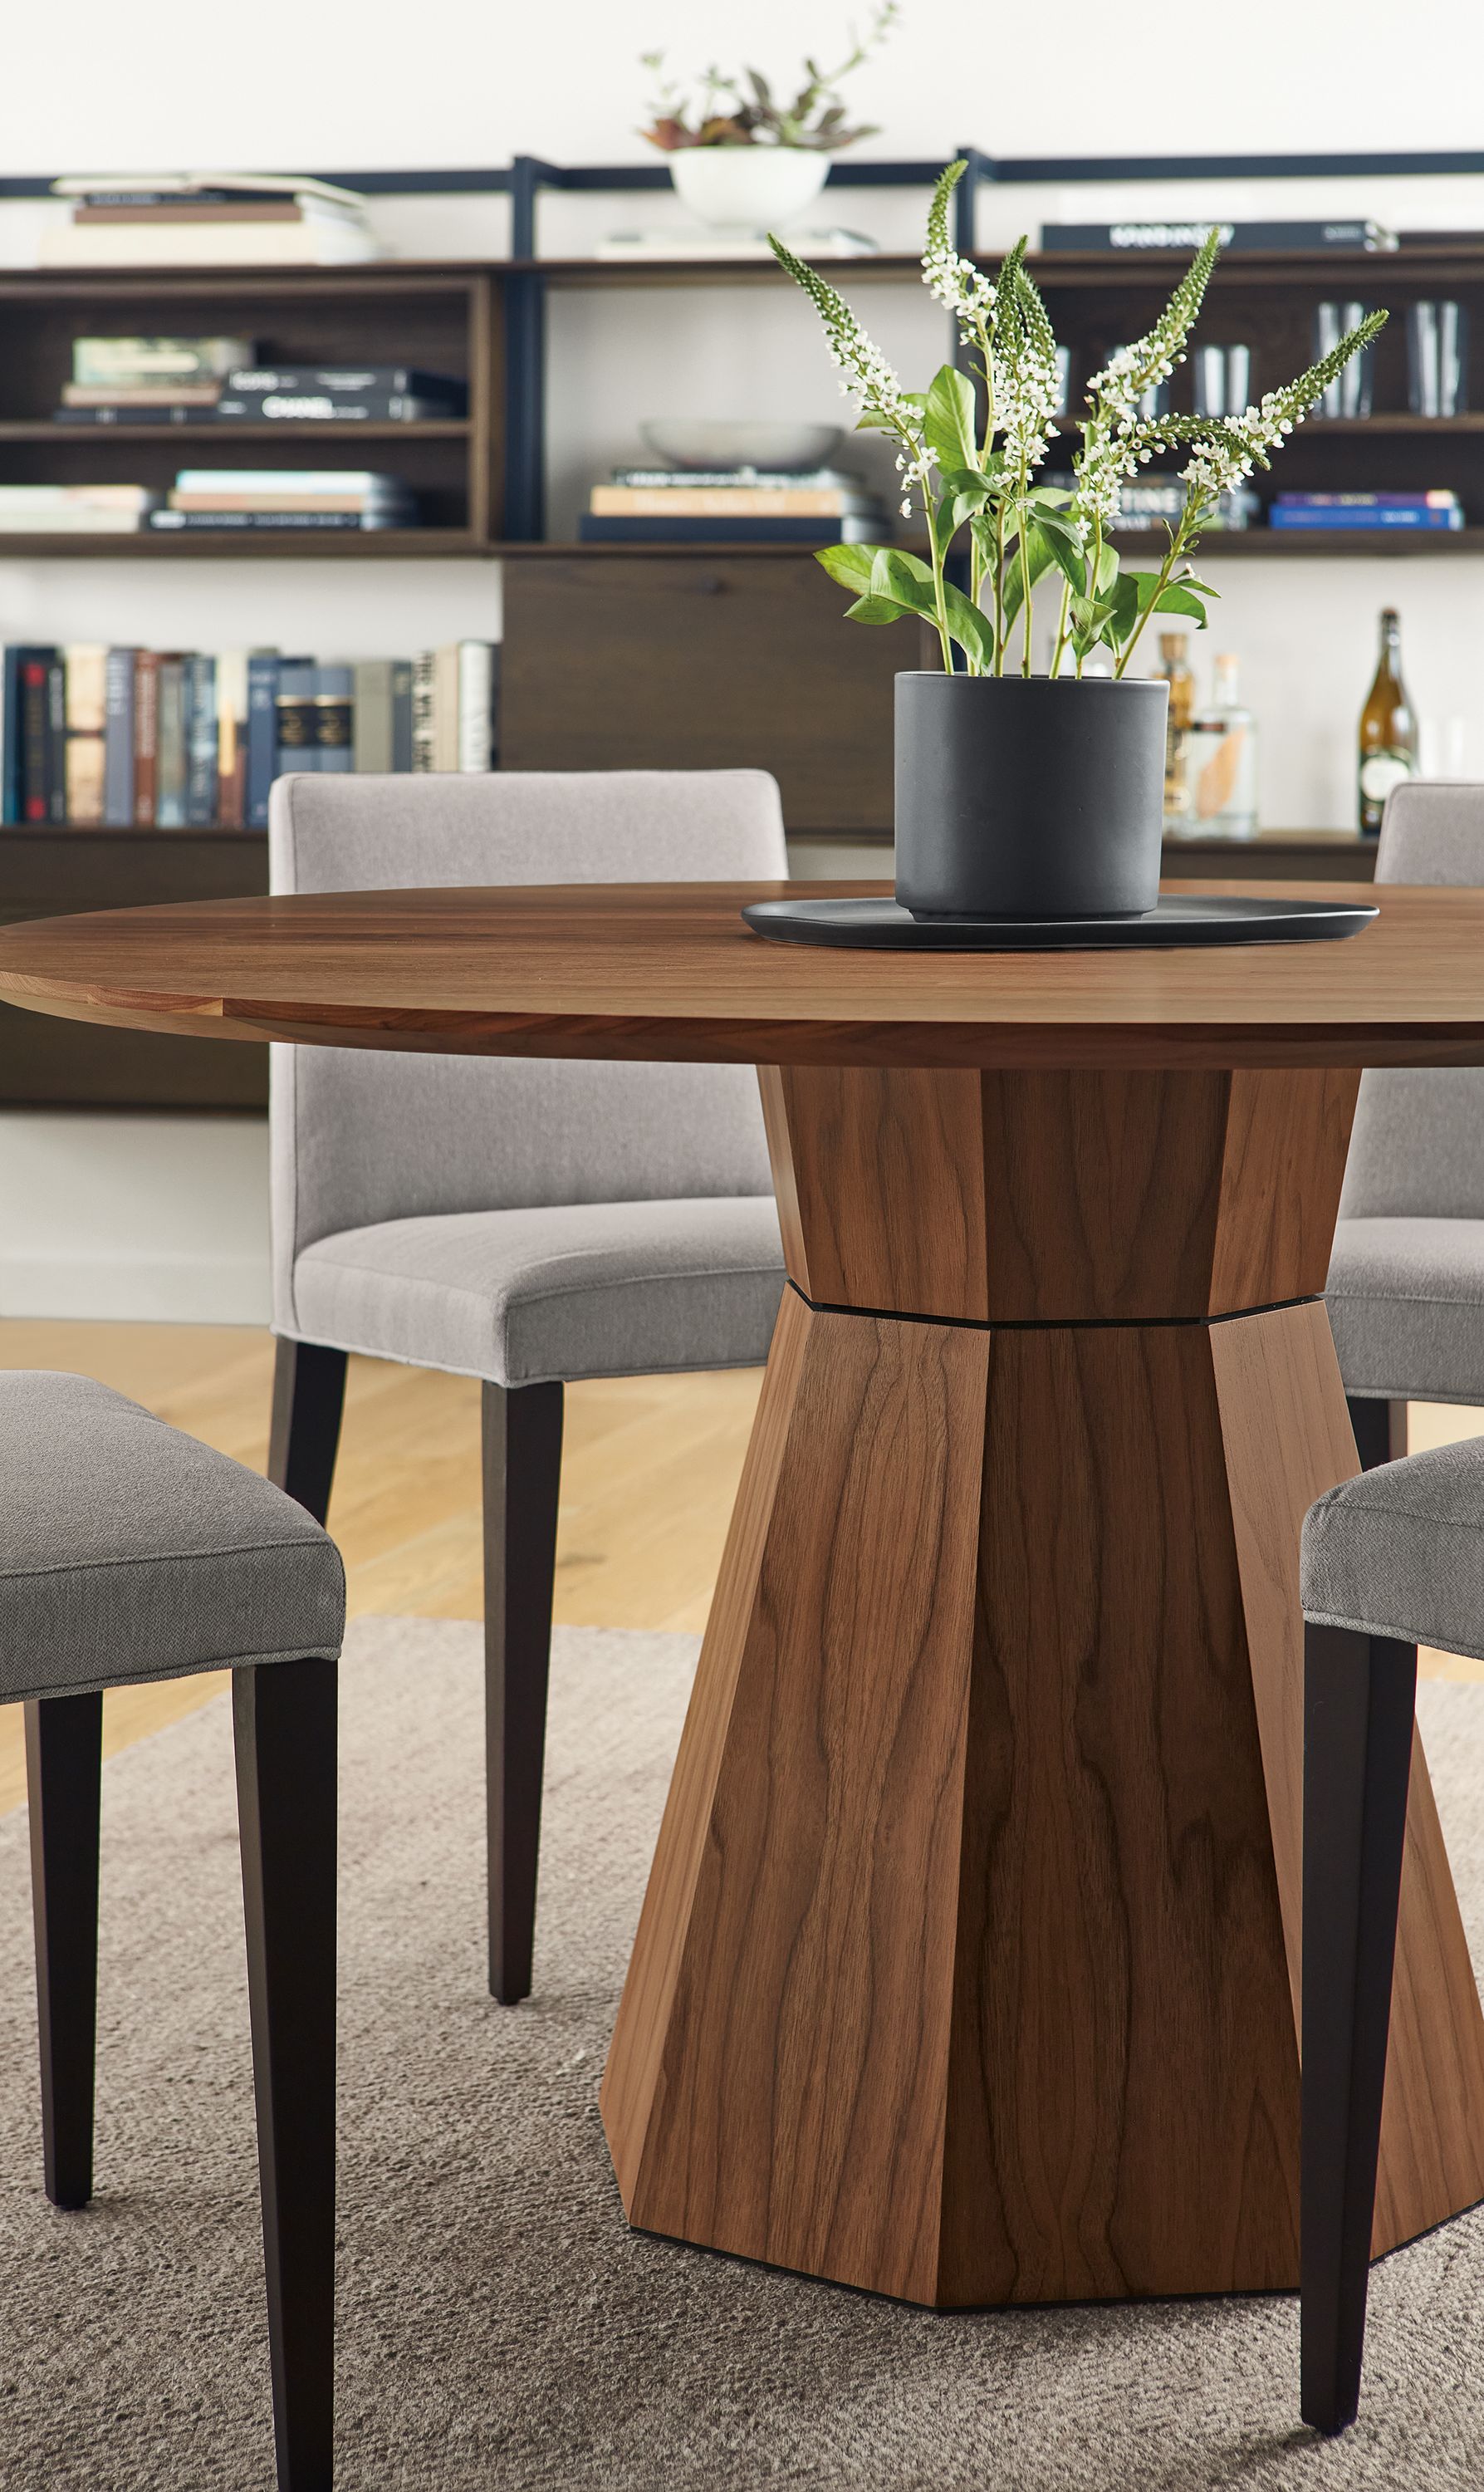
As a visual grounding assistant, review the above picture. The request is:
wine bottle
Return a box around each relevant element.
[1156,630,1196,831]
[1188,654,1259,841]
[1358,607,1418,836]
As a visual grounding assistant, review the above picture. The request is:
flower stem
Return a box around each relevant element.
[924,498,955,675]
[1113,512,1196,679]
[1050,573,1072,677]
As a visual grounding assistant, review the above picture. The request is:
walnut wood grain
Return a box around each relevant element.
[601,1283,807,2205]
[605,1288,1484,2303]
[758,1064,1360,1323]
[1214,1303,1484,2256]
[939,1322,1303,2303]
[609,1294,990,2302]
[5,881,1484,1072]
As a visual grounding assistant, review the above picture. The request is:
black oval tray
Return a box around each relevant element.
[742,893,1378,951]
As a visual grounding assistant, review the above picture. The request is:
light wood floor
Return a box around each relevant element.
[2,1319,1481,1817]
[0,1321,762,1816]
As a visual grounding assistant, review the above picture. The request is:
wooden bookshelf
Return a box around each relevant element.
[2,213,1481,1103]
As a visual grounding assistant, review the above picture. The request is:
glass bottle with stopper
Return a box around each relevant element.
[1155,631,1196,832]
[1187,655,1259,841]
[1359,607,1418,836]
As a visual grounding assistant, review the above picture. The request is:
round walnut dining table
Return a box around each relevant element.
[5,874,1484,2313]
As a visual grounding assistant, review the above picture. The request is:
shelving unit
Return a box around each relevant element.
[2,145,1482,1104]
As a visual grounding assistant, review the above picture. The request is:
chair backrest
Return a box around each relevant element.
[1339,782,1484,1220]
[269,771,787,1332]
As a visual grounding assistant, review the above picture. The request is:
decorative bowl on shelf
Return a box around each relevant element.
[668,146,830,238]
[639,419,845,473]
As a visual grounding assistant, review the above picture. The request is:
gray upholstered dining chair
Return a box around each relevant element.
[2,1368,345,2491]
[1298,1436,1484,2436]
[1328,782,1484,1469]
[267,768,788,2005]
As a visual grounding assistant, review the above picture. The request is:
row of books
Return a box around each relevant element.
[42,174,380,267]
[0,643,500,828]
[581,465,889,546]
[1046,478,1462,534]
[56,336,467,428]
[0,476,420,536]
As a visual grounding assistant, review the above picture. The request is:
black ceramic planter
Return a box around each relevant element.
[894,673,1168,920]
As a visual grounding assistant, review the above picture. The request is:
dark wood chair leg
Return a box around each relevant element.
[268,1339,349,1526]
[1346,1395,1407,1473]
[24,1690,103,2211]
[235,1656,337,2492]
[1301,1621,1417,2435]
[483,1379,564,2005]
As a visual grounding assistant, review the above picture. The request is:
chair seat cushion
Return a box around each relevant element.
[1301,1435,1484,1662]
[0,1371,345,1704]
[289,1197,787,1388]
[1327,1216,1484,1404]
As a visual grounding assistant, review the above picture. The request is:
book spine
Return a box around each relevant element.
[215,652,247,829]
[155,658,186,826]
[389,660,414,772]
[47,658,66,822]
[0,648,23,822]
[433,645,461,773]
[352,660,393,772]
[576,513,863,544]
[245,655,280,826]
[64,645,108,827]
[133,652,159,824]
[103,649,136,825]
[314,665,354,774]
[411,653,436,773]
[184,654,219,824]
[590,486,873,518]
[20,657,51,822]
[276,664,320,776]
[457,642,494,773]
[213,393,453,424]
[1268,507,1460,530]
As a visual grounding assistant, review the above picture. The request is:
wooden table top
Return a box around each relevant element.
[1,878,1482,1071]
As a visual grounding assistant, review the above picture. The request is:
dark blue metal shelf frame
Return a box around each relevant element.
[7,149,1481,541]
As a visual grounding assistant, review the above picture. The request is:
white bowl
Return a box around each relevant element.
[639,419,845,473]
[669,145,830,237]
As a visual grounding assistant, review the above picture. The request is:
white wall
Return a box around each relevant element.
[0,1114,269,1322]
[2,0,1484,1319]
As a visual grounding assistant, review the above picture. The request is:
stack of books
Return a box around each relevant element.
[0,485,160,535]
[147,471,419,533]
[42,174,380,267]
[581,466,890,546]
[1268,491,1465,532]
[0,643,500,828]
[54,337,467,427]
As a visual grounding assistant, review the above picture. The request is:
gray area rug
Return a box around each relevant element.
[2,1619,1484,2491]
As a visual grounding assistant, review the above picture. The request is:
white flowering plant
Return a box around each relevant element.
[771,164,1386,678]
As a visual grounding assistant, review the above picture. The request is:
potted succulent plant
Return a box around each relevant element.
[639,5,899,238]
[773,166,1384,920]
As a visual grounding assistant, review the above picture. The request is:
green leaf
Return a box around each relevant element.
[1093,541,1119,597]
[844,593,912,625]
[1002,523,1059,629]
[815,542,882,593]
[923,363,979,475]
[942,580,996,673]
[1153,582,1211,625]
[873,546,936,596]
